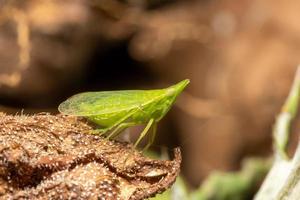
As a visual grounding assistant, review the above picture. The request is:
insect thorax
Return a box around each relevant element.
[132,95,175,123]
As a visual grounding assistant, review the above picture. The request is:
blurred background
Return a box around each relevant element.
[0,0,300,197]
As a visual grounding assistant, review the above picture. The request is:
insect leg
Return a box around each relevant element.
[106,122,137,139]
[92,108,138,135]
[134,118,154,148]
[90,127,110,135]
[142,122,157,151]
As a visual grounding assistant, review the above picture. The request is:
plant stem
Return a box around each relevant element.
[255,66,300,200]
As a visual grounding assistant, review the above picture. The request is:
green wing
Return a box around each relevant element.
[58,89,167,116]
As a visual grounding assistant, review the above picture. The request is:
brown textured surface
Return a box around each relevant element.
[0,113,181,199]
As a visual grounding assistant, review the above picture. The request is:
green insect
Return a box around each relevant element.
[58,79,189,149]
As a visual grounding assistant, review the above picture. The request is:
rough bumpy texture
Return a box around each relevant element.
[0,113,181,200]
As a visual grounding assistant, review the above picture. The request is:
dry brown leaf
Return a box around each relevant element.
[0,113,181,200]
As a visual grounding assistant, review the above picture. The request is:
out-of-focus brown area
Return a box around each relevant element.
[0,113,181,199]
[0,0,300,188]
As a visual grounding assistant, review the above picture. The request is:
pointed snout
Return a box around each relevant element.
[167,79,190,97]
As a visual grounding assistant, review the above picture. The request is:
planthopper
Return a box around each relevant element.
[58,79,189,150]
